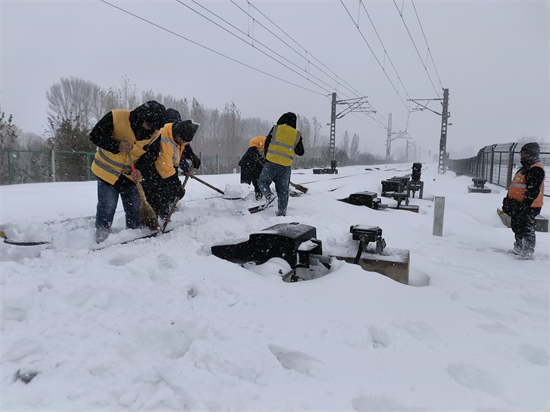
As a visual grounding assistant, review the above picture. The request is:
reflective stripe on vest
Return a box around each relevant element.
[507,162,545,208]
[161,138,179,166]
[155,123,186,179]
[266,125,300,167]
[91,110,159,185]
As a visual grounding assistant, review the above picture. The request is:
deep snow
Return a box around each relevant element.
[1,163,548,411]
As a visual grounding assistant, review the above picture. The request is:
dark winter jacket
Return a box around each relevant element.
[514,157,545,214]
[239,146,265,184]
[90,101,166,154]
[263,112,304,158]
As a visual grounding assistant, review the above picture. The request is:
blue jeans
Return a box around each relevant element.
[95,178,141,230]
[258,162,291,215]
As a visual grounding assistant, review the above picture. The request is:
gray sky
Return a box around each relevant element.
[1,0,548,158]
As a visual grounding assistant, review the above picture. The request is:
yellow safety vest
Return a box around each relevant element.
[265,125,301,167]
[155,123,187,179]
[91,110,160,185]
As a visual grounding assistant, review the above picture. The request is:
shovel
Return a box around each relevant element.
[161,166,194,233]
[189,173,225,196]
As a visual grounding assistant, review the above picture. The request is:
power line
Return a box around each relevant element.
[392,0,441,97]
[98,0,326,96]
[359,0,413,100]
[340,0,411,111]
[236,0,363,100]
[410,0,444,90]
[179,0,336,96]
[99,0,405,135]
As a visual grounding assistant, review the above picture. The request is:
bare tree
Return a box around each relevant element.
[46,77,102,129]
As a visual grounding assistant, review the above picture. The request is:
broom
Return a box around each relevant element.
[161,166,194,233]
[127,151,159,231]
[290,180,308,194]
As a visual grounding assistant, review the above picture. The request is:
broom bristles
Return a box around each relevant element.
[136,184,159,231]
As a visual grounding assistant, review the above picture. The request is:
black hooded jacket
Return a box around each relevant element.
[89,101,166,154]
[263,112,304,158]
[517,156,545,210]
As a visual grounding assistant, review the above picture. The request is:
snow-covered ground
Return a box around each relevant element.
[1,163,548,411]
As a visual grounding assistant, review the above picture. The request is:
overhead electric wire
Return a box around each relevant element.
[177,0,336,96]
[190,0,397,131]
[98,0,325,96]
[359,0,413,101]
[410,0,444,90]
[99,0,406,135]
[340,0,410,111]
[392,0,441,97]
[232,0,362,99]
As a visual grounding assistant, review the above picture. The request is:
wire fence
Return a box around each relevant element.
[0,149,333,185]
[447,142,549,196]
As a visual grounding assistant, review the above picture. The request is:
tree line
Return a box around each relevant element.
[0,76,386,184]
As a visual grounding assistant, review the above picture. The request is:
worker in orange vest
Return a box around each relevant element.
[505,142,545,258]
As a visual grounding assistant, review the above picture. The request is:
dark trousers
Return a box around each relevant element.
[511,211,537,255]
[258,162,291,215]
[95,178,140,230]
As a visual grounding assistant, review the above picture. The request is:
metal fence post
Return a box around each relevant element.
[51,150,56,182]
[506,143,517,189]
[7,150,12,185]
[489,146,495,184]
[86,154,92,181]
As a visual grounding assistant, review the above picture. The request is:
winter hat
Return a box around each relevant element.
[165,108,182,124]
[173,120,200,142]
[276,112,297,129]
[249,135,266,151]
[133,100,166,130]
[520,142,540,157]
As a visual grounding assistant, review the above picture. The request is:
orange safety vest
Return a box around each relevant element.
[507,162,545,207]
[155,123,187,179]
[91,110,160,185]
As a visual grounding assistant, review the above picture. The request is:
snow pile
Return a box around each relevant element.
[1,163,548,411]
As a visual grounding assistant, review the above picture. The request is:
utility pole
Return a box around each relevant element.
[438,88,450,174]
[329,92,337,164]
[386,113,392,160]
[408,88,450,174]
[386,112,411,161]
[328,93,376,168]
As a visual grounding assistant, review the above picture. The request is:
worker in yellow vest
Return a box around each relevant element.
[258,112,304,216]
[138,117,200,219]
[90,101,166,243]
[503,142,545,258]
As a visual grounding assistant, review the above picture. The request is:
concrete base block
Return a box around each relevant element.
[334,247,409,285]
[468,186,492,193]
[388,205,420,213]
[497,208,548,232]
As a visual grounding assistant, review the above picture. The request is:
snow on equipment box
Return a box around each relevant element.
[468,177,491,193]
[339,191,388,210]
[211,222,323,269]
[333,225,409,285]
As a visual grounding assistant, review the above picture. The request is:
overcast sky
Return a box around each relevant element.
[1,0,548,158]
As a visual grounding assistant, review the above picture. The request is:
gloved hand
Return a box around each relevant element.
[177,185,186,199]
[190,154,201,169]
